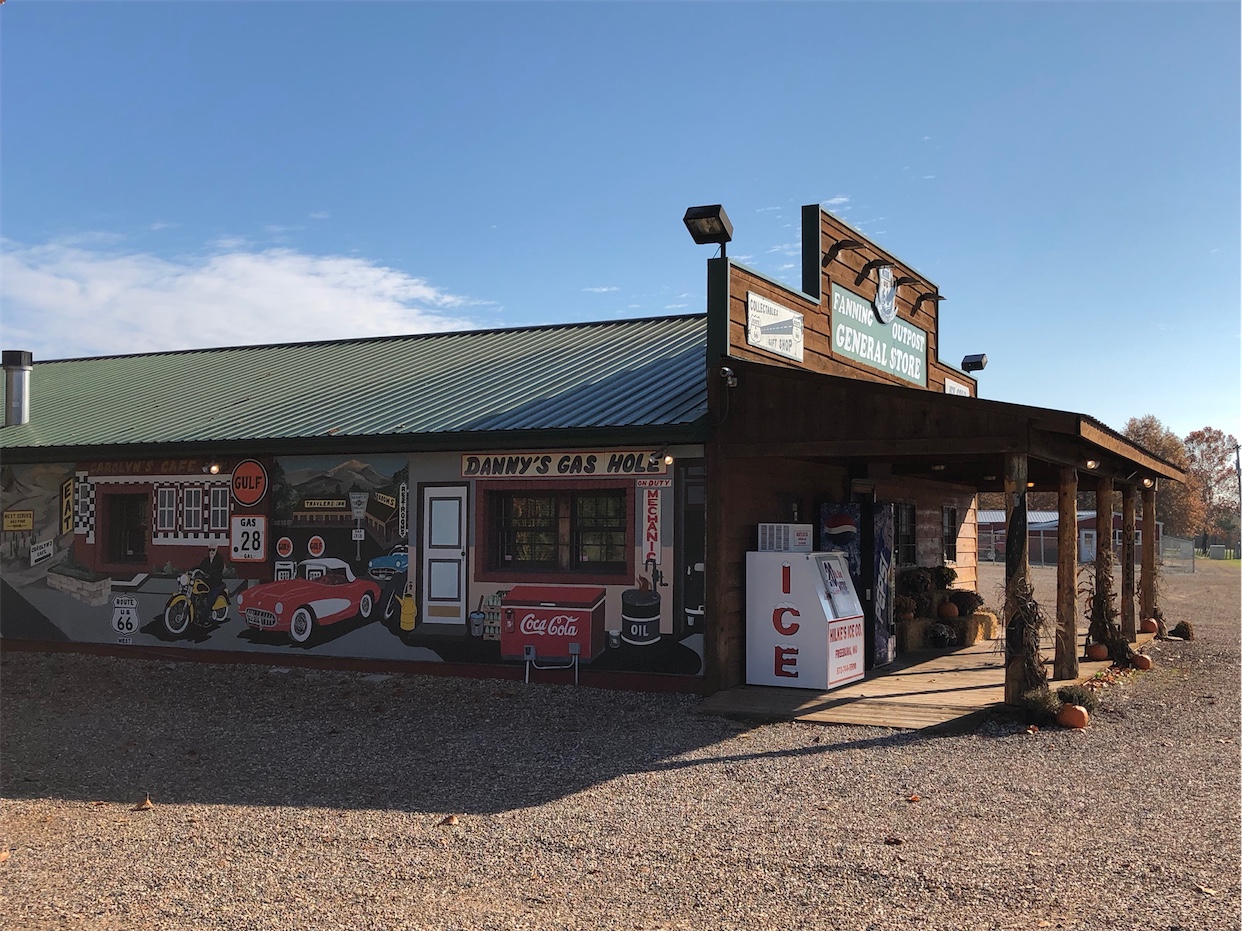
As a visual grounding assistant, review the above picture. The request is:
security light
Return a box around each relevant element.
[961,353,987,372]
[682,205,733,256]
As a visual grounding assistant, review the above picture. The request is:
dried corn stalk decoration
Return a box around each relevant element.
[1081,550,1134,665]
[1003,456,1047,701]
[1008,575,1048,696]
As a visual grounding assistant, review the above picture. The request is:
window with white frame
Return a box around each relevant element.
[210,486,230,531]
[156,487,178,531]
[183,487,203,531]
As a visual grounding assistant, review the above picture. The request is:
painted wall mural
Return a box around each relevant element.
[0,449,706,678]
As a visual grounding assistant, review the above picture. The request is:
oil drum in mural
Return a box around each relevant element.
[621,586,661,646]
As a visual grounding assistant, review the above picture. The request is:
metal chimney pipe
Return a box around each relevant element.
[3,350,33,427]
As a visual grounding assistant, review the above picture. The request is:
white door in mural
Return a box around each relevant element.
[1080,529,1097,563]
[422,485,468,624]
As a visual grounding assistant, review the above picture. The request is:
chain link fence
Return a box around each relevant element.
[1161,534,1195,573]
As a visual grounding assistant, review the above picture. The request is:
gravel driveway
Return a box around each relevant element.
[2,561,1238,930]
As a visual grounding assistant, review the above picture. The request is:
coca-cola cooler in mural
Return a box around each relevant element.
[501,585,607,662]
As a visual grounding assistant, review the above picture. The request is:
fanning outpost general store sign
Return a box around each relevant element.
[830,282,927,386]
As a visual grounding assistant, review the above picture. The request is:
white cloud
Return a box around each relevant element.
[663,303,688,309]
[756,206,780,212]
[823,196,850,207]
[149,221,174,231]
[309,211,330,220]
[0,238,479,360]
[765,239,801,258]
[582,285,619,293]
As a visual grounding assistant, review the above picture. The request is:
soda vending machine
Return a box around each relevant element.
[746,550,866,690]
[821,502,897,669]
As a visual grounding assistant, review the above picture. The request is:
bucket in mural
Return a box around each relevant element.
[621,580,661,646]
[684,606,704,632]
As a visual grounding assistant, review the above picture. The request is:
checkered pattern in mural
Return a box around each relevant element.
[74,473,95,543]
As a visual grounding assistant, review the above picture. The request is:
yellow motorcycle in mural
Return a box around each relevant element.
[163,568,230,637]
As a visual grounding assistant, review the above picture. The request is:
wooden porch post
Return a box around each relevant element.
[1140,483,1158,630]
[1120,484,1137,641]
[1004,452,1033,703]
[1093,474,1116,632]
[1054,465,1079,680]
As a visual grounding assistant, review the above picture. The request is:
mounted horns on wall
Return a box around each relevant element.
[913,292,945,314]
[821,238,864,267]
[854,259,894,287]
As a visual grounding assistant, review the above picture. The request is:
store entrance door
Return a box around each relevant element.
[421,485,467,624]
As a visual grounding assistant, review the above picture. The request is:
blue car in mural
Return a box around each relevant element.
[368,544,409,581]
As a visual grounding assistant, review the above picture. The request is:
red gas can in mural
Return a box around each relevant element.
[500,585,606,662]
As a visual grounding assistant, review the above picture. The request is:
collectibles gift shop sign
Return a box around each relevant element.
[746,292,804,363]
[830,283,927,386]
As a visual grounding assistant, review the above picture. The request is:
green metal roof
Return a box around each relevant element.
[1,315,709,455]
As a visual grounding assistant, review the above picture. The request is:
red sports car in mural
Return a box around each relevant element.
[236,557,380,645]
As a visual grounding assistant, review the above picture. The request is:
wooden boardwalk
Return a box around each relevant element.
[698,632,1156,730]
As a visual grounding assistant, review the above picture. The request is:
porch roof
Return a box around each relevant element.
[715,359,1186,492]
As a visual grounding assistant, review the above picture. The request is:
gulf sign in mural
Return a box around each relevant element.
[830,282,927,386]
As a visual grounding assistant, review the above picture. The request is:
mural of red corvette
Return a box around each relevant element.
[236,557,380,644]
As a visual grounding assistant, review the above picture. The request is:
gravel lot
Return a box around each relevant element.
[2,561,1238,930]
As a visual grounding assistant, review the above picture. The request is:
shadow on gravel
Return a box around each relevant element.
[0,651,969,815]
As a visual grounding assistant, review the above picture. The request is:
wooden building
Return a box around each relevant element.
[0,204,1185,699]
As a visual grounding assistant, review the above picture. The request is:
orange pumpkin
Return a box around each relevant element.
[1056,704,1090,729]
[937,600,959,619]
[1140,618,1159,634]
[1131,653,1153,670]
[1085,643,1109,661]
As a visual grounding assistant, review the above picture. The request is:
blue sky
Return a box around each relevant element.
[3,1,1238,442]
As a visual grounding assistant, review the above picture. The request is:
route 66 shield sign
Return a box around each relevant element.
[873,266,897,324]
[111,595,139,634]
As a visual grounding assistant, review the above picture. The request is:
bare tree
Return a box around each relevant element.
[1185,426,1241,541]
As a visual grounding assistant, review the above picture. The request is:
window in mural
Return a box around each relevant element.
[210,486,230,531]
[156,487,177,531]
[573,492,626,570]
[183,487,203,531]
[491,490,626,573]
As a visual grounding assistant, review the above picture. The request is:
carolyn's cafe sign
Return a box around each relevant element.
[830,283,927,387]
